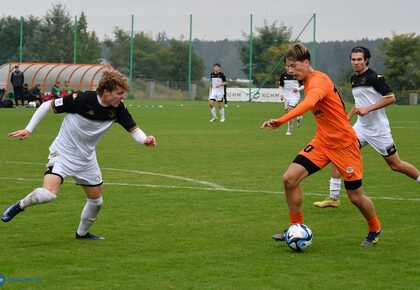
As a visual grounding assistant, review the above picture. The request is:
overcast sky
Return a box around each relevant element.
[2,0,419,42]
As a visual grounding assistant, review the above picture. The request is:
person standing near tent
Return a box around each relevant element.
[10,65,25,107]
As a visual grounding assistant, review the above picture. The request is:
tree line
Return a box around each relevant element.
[1,3,419,93]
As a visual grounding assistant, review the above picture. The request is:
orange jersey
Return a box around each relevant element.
[277,71,356,149]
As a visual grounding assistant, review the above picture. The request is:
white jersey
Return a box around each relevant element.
[49,114,114,164]
[49,92,137,164]
[209,71,227,101]
[279,72,302,104]
[210,72,226,93]
[351,68,393,137]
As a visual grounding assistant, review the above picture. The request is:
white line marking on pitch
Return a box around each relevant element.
[1,176,419,202]
[103,167,226,190]
[0,160,226,190]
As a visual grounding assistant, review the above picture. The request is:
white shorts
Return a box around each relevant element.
[284,98,299,110]
[209,90,224,102]
[46,151,103,186]
[353,124,397,157]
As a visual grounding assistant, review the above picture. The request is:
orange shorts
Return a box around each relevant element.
[297,138,363,182]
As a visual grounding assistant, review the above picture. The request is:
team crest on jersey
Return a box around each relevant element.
[360,77,366,85]
[72,93,78,100]
[108,110,116,118]
[54,98,63,107]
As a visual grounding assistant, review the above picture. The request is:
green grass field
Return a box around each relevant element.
[1,100,420,289]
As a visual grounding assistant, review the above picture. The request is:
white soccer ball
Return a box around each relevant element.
[285,224,313,252]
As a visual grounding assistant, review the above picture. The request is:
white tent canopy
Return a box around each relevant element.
[1,62,110,94]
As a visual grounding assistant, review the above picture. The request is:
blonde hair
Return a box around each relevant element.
[96,69,129,95]
[284,43,311,63]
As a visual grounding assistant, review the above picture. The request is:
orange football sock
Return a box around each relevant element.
[367,213,381,232]
[289,211,304,224]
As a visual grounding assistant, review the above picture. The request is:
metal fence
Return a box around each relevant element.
[3,13,317,100]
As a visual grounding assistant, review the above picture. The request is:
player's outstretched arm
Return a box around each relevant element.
[130,128,156,147]
[355,95,396,117]
[8,129,31,140]
[8,100,52,140]
[348,105,357,120]
[260,119,281,130]
[143,136,156,147]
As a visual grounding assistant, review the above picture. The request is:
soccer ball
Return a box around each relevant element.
[285,224,313,252]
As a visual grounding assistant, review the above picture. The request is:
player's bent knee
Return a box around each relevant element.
[283,172,299,188]
[388,161,403,172]
[88,196,103,207]
[33,187,57,204]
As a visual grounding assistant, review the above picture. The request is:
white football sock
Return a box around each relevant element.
[329,177,342,199]
[77,197,103,236]
[287,121,292,132]
[220,108,225,119]
[19,187,57,209]
[210,108,216,118]
[416,175,420,183]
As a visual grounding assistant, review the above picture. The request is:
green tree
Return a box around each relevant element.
[22,16,44,62]
[37,3,73,62]
[166,39,204,82]
[103,28,131,75]
[76,12,101,64]
[238,21,292,85]
[254,43,289,85]
[0,16,20,63]
[381,32,420,91]
[104,30,204,82]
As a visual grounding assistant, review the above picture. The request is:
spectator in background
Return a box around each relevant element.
[10,65,25,107]
[1,87,6,101]
[62,81,72,97]
[28,84,42,105]
[23,83,30,105]
[51,81,61,98]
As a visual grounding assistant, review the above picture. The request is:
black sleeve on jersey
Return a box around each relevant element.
[372,75,393,96]
[221,72,227,82]
[116,103,137,132]
[51,92,80,114]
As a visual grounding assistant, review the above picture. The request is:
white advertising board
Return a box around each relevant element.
[225,88,284,102]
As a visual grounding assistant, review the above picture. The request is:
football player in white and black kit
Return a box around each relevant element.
[314,46,420,208]
[209,63,227,123]
[2,70,156,240]
[279,72,304,135]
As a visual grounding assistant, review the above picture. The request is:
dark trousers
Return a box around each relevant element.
[13,86,24,106]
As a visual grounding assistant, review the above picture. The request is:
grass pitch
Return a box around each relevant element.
[0,100,419,289]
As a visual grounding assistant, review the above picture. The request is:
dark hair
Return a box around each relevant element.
[213,63,221,67]
[284,43,311,63]
[350,46,371,65]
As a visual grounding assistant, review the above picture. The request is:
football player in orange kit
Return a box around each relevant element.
[261,43,382,246]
